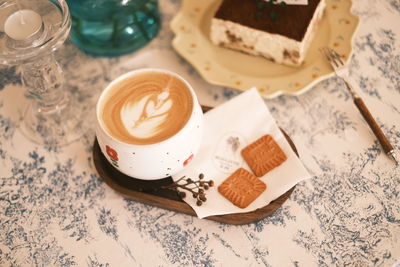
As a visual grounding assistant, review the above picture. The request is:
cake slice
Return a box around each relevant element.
[210,0,326,66]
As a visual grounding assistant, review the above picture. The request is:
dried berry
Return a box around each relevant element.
[160,174,213,206]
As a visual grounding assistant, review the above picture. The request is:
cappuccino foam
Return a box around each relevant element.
[100,71,193,145]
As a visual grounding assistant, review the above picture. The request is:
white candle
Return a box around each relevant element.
[4,9,42,41]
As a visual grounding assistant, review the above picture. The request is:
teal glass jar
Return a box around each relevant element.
[66,0,160,57]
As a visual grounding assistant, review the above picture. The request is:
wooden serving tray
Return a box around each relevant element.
[93,106,298,225]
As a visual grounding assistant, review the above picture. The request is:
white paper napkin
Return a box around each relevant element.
[172,88,311,219]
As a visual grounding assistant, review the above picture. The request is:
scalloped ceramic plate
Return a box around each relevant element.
[170,0,359,98]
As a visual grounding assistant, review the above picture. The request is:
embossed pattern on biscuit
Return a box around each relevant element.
[218,168,266,209]
[241,135,287,177]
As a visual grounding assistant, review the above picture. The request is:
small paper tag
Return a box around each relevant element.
[212,132,246,173]
[266,0,308,5]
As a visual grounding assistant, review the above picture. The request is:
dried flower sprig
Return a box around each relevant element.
[162,173,214,206]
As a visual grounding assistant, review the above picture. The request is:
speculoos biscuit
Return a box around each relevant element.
[218,168,266,209]
[241,134,287,177]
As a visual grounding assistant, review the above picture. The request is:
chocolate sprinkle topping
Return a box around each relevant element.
[214,0,321,41]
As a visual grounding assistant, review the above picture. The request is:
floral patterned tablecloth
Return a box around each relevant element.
[1,0,399,266]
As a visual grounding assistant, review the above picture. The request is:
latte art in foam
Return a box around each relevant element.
[100,72,193,145]
[121,88,173,139]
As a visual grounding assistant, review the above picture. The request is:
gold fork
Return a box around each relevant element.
[321,47,399,165]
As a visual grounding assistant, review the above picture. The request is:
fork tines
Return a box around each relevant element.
[320,47,344,70]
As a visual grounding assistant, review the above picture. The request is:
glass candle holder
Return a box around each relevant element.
[0,0,89,147]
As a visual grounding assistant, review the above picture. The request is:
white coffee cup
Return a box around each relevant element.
[96,68,203,180]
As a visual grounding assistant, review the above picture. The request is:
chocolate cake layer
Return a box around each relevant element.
[214,0,321,41]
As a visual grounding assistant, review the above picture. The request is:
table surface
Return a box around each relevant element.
[1,0,399,266]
